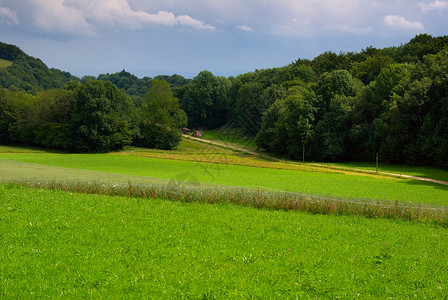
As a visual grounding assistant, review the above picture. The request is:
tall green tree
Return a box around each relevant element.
[32,90,76,149]
[71,80,133,152]
[180,70,229,129]
[256,86,315,159]
[133,79,186,150]
[0,89,33,144]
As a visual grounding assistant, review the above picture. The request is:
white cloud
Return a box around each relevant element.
[236,25,254,32]
[28,0,216,36]
[8,0,444,39]
[383,15,425,31]
[177,15,217,31]
[66,0,216,30]
[418,0,448,12]
[30,0,95,36]
[0,6,19,25]
[132,0,370,36]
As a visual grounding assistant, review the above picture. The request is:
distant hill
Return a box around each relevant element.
[0,41,190,96]
[0,42,78,93]
[95,70,190,96]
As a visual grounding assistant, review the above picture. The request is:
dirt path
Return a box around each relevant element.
[309,163,448,186]
[183,135,448,186]
[183,134,282,161]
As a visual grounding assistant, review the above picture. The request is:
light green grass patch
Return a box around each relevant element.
[0,145,58,154]
[1,184,448,298]
[0,58,13,68]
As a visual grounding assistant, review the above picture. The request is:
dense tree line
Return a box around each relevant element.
[0,42,189,151]
[174,34,448,169]
[0,79,186,152]
[96,70,190,97]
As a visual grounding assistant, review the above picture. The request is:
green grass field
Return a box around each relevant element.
[0,58,13,68]
[1,184,448,298]
[1,151,448,206]
[1,142,448,206]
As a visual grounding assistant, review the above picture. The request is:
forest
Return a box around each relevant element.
[1,34,447,168]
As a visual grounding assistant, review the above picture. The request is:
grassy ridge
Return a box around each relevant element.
[1,151,448,205]
[1,184,448,298]
[0,58,13,68]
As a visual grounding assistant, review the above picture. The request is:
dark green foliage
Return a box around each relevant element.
[132,79,186,149]
[0,89,33,144]
[97,71,190,97]
[0,80,184,152]
[315,70,356,113]
[352,54,394,84]
[251,34,448,167]
[0,42,78,93]
[179,70,229,129]
[154,74,191,88]
[97,70,152,96]
[255,87,315,159]
[393,34,448,63]
[133,123,182,150]
[70,80,133,152]
[311,51,350,75]
[0,42,24,61]
[10,89,76,148]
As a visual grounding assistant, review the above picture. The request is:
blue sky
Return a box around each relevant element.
[1,0,447,78]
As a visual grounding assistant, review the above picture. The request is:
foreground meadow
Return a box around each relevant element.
[1,184,448,298]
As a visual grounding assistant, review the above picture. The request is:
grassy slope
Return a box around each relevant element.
[1,184,448,298]
[201,128,258,152]
[0,58,13,68]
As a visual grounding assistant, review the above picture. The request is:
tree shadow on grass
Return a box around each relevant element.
[0,144,68,154]
[400,177,448,193]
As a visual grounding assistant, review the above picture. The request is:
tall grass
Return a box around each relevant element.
[12,179,448,227]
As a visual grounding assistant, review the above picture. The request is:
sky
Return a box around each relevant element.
[0,0,447,79]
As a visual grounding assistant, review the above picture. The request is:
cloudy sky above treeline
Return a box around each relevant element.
[1,0,447,78]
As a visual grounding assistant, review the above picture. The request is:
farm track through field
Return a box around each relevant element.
[183,134,280,161]
[183,135,448,186]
